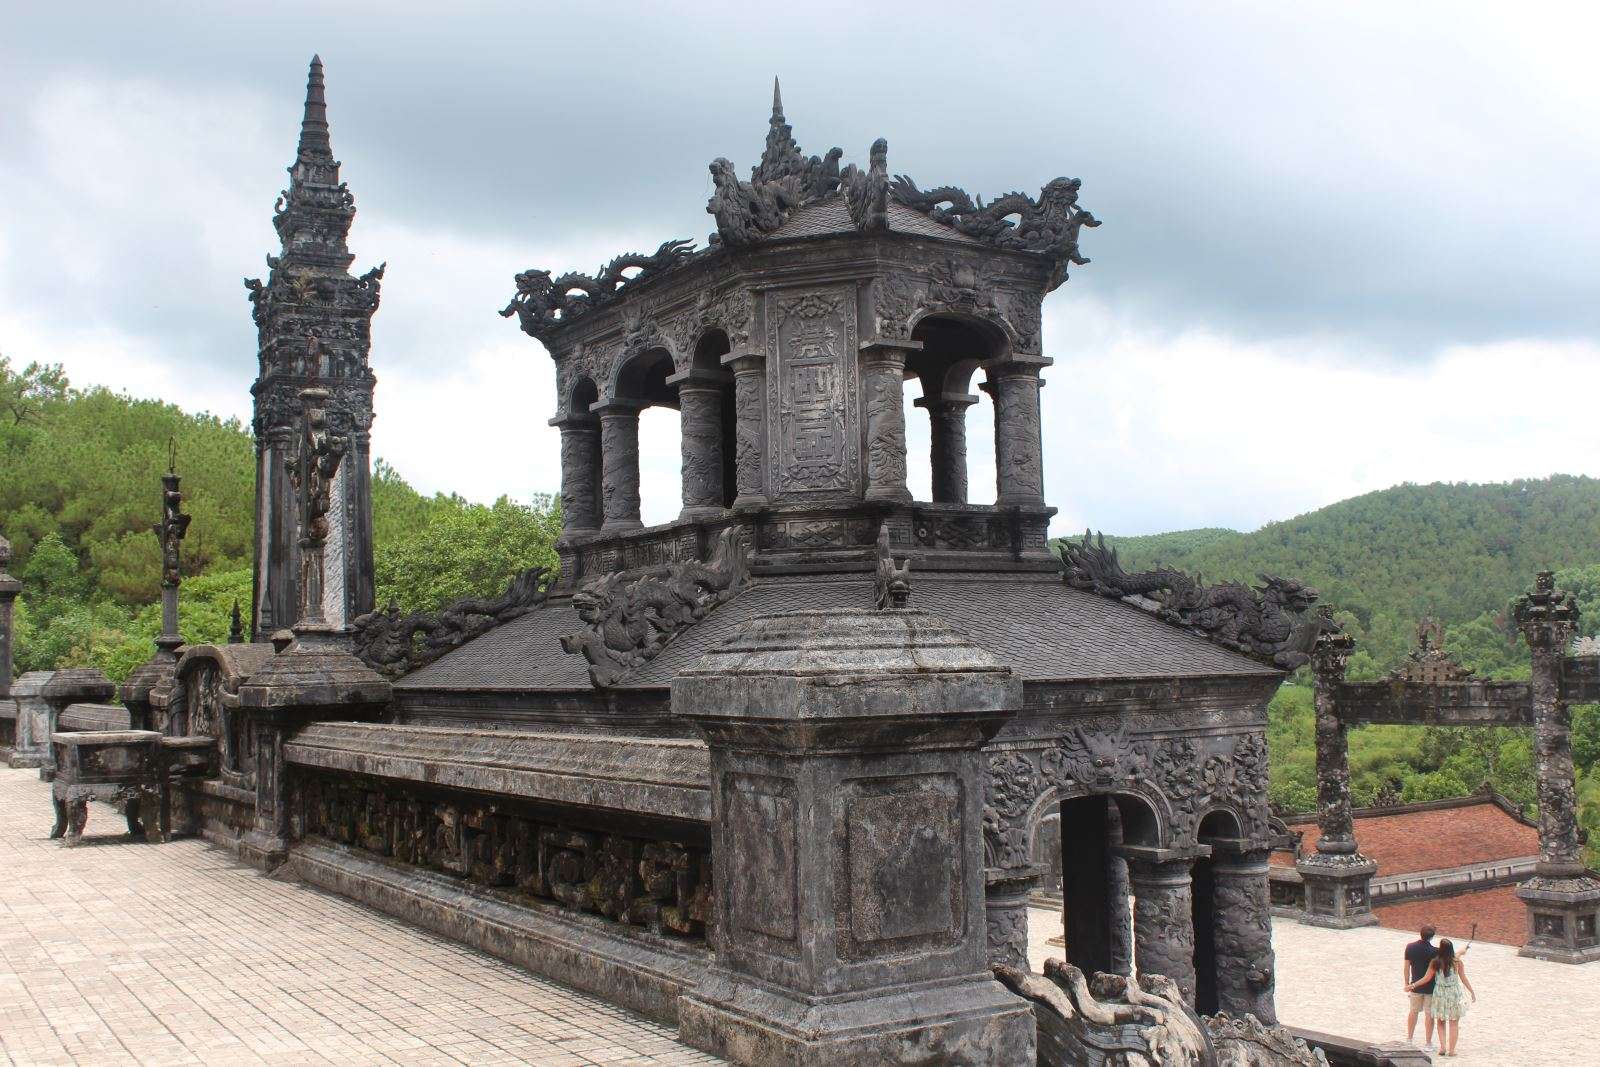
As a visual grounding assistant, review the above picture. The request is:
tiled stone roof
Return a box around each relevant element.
[397,571,1275,694]
[765,197,985,244]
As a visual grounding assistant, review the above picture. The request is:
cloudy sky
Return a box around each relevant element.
[3,2,1597,536]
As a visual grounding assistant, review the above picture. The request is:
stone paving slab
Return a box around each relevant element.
[1028,901,1598,1065]
[0,767,723,1066]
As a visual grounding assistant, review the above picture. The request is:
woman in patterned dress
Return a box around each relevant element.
[1407,939,1476,1057]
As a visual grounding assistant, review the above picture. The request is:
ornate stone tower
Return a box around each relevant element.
[246,56,383,639]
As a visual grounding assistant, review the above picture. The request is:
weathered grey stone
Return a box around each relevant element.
[673,607,1033,1066]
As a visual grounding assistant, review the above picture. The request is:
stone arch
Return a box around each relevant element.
[905,313,1007,505]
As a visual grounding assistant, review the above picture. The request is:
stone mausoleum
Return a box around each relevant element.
[9,59,1466,1066]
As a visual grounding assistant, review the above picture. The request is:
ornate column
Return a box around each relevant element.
[594,400,644,531]
[0,533,18,699]
[668,368,732,520]
[238,386,388,872]
[550,412,602,535]
[985,866,1043,972]
[1208,844,1278,1022]
[914,392,978,504]
[1514,571,1600,963]
[983,356,1050,506]
[673,607,1032,1065]
[1297,612,1378,928]
[1122,846,1200,1005]
[721,351,767,509]
[860,337,917,503]
[123,462,191,732]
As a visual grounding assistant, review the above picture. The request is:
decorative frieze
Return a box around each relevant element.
[299,774,712,940]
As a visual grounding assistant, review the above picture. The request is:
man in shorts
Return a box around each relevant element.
[1403,924,1438,1050]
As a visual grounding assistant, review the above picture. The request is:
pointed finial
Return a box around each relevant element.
[229,599,244,644]
[772,76,783,122]
[297,54,332,159]
[167,436,177,474]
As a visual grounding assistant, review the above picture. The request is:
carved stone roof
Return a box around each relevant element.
[765,197,985,244]
[502,79,1097,342]
[395,572,1275,695]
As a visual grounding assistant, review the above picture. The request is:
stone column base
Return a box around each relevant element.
[1517,873,1600,964]
[678,968,1034,1067]
[1295,854,1379,929]
[8,751,43,769]
[238,829,292,873]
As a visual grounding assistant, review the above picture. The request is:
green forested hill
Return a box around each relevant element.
[1100,477,1600,679]
[0,356,558,680]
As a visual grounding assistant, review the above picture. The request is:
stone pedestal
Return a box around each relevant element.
[237,626,389,871]
[1122,845,1201,1004]
[722,351,767,510]
[36,668,116,779]
[914,392,978,504]
[1296,853,1379,929]
[668,367,732,520]
[672,607,1033,1066]
[594,401,644,531]
[1517,871,1600,963]
[8,670,55,768]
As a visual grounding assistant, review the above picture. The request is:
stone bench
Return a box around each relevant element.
[49,731,220,845]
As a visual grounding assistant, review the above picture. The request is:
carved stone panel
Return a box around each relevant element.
[766,287,859,498]
[726,773,798,943]
[841,777,961,953]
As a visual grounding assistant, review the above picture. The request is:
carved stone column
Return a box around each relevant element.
[1514,572,1600,963]
[860,337,917,503]
[594,400,644,531]
[1208,845,1279,1023]
[986,865,1043,972]
[668,368,731,520]
[673,607,1033,1065]
[1123,846,1200,1005]
[0,533,18,700]
[721,352,766,509]
[984,357,1050,506]
[550,412,602,535]
[1297,616,1378,928]
[914,392,978,504]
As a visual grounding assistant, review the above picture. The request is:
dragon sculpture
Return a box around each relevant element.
[891,175,1100,288]
[873,522,912,609]
[840,137,890,233]
[500,239,697,340]
[561,526,751,688]
[350,567,551,680]
[994,960,1326,1067]
[1060,531,1339,671]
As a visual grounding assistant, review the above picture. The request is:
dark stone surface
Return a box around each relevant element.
[672,607,1033,1065]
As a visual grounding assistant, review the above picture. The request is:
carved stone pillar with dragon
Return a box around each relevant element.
[1298,614,1378,928]
[1514,571,1600,963]
[915,392,979,504]
[667,366,731,519]
[594,400,644,531]
[551,412,602,536]
[721,351,767,510]
[984,356,1050,507]
[859,336,918,503]
[1123,845,1202,1004]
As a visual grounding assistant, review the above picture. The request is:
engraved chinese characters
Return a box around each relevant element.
[767,288,859,498]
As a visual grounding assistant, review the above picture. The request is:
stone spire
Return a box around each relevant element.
[753,75,805,184]
[0,531,19,698]
[153,445,191,655]
[297,55,332,160]
[246,56,381,640]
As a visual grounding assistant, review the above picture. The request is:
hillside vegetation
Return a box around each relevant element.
[0,356,559,681]
[1092,479,1600,857]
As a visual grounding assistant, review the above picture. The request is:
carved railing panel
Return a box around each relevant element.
[298,774,712,941]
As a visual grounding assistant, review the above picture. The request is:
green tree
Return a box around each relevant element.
[374,493,561,614]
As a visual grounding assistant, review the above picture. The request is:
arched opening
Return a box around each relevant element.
[1192,808,1245,1015]
[906,315,1004,505]
[1054,793,1142,978]
[611,347,679,528]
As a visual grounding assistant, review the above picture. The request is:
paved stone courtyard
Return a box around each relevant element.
[0,768,722,1066]
[1025,900,1600,1065]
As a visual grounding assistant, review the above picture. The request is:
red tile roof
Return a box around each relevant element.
[1374,884,1527,947]
[1270,795,1538,877]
